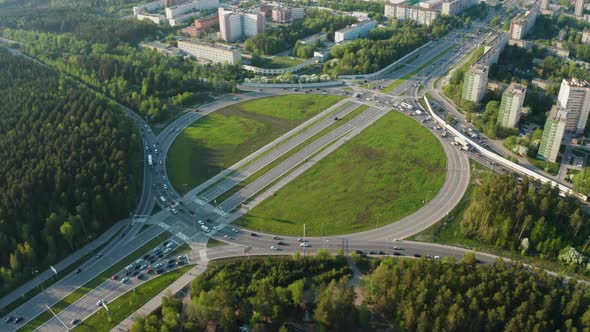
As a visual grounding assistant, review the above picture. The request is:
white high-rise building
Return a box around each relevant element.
[582,29,590,44]
[218,8,266,42]
[575,0,584,17]
[538,105,567,162]
[557,78,590,133]
[461,64,488,103]
[177,40,242,64]
[497,83,527,128]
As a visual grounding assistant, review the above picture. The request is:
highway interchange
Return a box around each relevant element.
[0,5,559,331]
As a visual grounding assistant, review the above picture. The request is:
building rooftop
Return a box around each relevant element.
[506,82,527,95]
[337,20,377,33]
[178,39,238,51]
[470,63,488,75]
[564,78,590,87]
[548,104,568,121]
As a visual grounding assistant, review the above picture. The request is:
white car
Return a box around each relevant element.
[121,277,130,284]
[125,264,133,271]
[198,220,204,225]
[299,242,310,247]
[165,242,174,248]
[232,228,238,233]
[270,246,278,251]
[164,248,172,254]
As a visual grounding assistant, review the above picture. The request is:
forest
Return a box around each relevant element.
[0,48,140,296]
[131,254,590,331]
[323,16,464,76]
[0,9,246,122]
[243,9,357,55]
[460,175,590,264]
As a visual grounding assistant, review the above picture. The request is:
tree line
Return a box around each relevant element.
[131,253,590,331]
[0,48,140,296]
[0,9,247,123]
[244,8,357,56]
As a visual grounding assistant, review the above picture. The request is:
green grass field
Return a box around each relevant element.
[73,265,194,332]
[382,44,456,93]
[167,95,344,190]
[250,56,305,69]
[236,111,447,236]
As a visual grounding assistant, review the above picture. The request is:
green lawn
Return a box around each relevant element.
[528,156,560,175]
[382,44,456,93]
[18,235,169,332]
[73,265,194,332]
[250,56,305,69]
[236,111,447,236]
[167,95,344,190]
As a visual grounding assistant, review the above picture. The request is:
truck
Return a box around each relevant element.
[148,154,153,167]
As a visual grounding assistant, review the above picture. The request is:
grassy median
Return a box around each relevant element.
[73,265,194,332]
[167,95,344,190]
[236,111,447,236]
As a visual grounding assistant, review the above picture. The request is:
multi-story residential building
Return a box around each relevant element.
[509,7,538,40]
[133,0,164,16]
[181,14,218,36]
[538,105,567,162]
[384,3,439,26]
[575,0,584,17]
[461,64,488,103]
[219,8,266,42]
[177,39,242,64]
[137,13,167,24]
[582,29,590,44]
[557,78,590,133]
[165,0,218,19]
[334,20,377,43]
[497,83,527,128]
[291,7,305,20]
[272,7,292,23]
[441,0,476,15]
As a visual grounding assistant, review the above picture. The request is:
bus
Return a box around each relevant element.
[148,154,153,167]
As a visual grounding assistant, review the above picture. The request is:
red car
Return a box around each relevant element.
[111,275,119,280]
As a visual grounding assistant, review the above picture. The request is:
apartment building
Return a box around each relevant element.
[509,7,539,40]
[497,83,527,128]
[461,64,488,103]
[557,78,590,133]
[582,29,590,44]
[177,39,242,64]
[334,20,377,43]
[219,8,266,42]
[272,7,291,23]
[537,105,567,162]
[384,3,439,26]
[540,0,550,10]
[441,0,476,16]
[575,0,584,17]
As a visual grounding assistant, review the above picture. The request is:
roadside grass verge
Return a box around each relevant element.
[249,56,305,69]
[216,104,370,203]
[236,111,447,236]
[167,95,343,190]
[17,234,170,332]
[73,265,194,332]
[0,228,122,319]
[207,239,226,248]
[382,44,457,93]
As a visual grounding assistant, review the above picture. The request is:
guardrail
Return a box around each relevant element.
[242,57,319,75]
[424,96,587,201]
[240,81,345,89]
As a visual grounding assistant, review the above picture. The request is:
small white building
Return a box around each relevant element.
[334,20,377,43]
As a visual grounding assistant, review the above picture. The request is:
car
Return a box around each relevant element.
[163,175,167,181]
[140,264,147,270]
[121,277,130,284]
[270,246,278,250]
[378,251,385,255]
[135,258,144,265]
[224,234,229,238]
[163,184,168,189]
[394,246,402,250]
[393,252,401,256]
[232,228,238,233]
[272,235,280,240]
[299,242,310,247]
[213,225,221,231]
[168,258,176,264]
[14,317,23,324]
[277,241,286,246]
[147,268,154,274]
[6,316,14,324]
[143,254,150,259]
[233,97,239,100]
[198,220,204,225]
[178,255,187,260]
[434,255,442,260]
[125,271,131,276]
[166,242,175,248]
[96,299,105,306]
[76,268,82,274]
[111,275,119,280]
[153,263,163,269]
[171,208,178,214]
[137,273,145,279]
[297,238,304,242]
[177,260,186,266]
[250,232,257,237]
[413,253,422,258]
[164,247,172,254]
[71,319,81,325]
[162,241,170,247]
[159,160,163,165]
[132,270,140,277]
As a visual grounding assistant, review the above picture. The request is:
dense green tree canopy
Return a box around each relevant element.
[0,48,140,296]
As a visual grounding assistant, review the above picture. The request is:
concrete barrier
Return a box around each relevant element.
[424,96,587,200]
[240,81,345,89]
